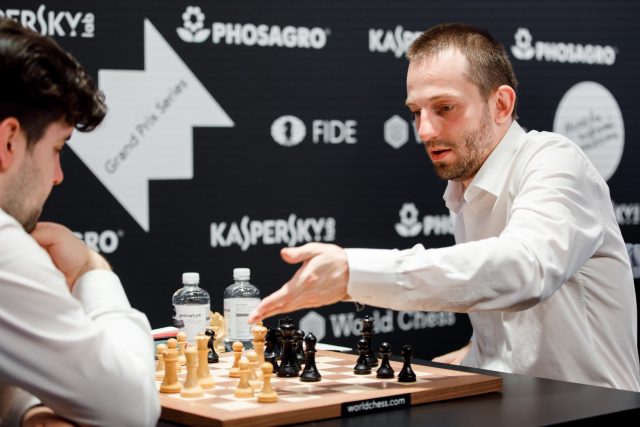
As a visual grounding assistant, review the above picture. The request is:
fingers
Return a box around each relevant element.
[30,222,71,248]
[280,243,327,264]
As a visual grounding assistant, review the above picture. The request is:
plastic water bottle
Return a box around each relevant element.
[223,268,260,351]
[172,272,210,345]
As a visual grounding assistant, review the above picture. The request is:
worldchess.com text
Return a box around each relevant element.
[343,395,410,415]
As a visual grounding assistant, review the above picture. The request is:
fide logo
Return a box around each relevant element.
[511,28,535,60]
[395,203,422,237]
[271,115,307,147]
[176,6,210,43]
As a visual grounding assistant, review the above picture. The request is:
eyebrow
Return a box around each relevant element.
[405,93,460,108]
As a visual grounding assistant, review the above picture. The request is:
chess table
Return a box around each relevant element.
[158,349,502,427]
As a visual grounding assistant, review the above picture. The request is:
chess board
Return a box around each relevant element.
[158,350,502,426]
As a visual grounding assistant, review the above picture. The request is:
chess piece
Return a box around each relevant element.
[353,337,371,374]
[300,332,322,382]
[361,315,378,367]
[166,338,181,373]
[181,347,204,398]
[197,335,215,389]
[246,349,261,388]
[264,327,278,372]
[257,362,278,403]
[210,311,226,353]
[159,345,182,393]
[294,329,305,369]
[176,331,188,366]
[277,318,299,377]
[376,342,395,379]
[234,358,254,398]
[155,343,167,380]
[252,321,268,365]
[398,345,417,382]
[229,341,244,378]
[205,328,219,363]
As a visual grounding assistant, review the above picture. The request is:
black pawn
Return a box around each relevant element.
[353,337,371,375]
[205,328,218,363]
[376,342,394,379]
[398,345,416,382]
[361,315,378,367]
[300,332,322,382]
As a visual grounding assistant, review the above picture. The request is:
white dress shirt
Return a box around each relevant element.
[0,209,160,426]
[346,121,640,391]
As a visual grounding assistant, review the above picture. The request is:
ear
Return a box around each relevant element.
[493,85,516,125]
[0,117,22,171]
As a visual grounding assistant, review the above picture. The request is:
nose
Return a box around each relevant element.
[53,155,64,185]
[416,110,439,143]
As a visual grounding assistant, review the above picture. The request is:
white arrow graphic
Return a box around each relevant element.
[68,19,234,231]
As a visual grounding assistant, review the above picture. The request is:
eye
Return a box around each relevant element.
[411,110,421,120]
[437,104,454,114]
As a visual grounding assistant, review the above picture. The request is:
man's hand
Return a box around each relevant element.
[22,406,77,427]
[248,243,349,323]
[30,222,110,291]
[432,341,471,365]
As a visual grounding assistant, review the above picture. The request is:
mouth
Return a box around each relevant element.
[429,148,451,161]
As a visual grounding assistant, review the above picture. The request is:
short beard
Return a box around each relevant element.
[431,107,493,182]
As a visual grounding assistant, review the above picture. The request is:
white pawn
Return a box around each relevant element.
[234,358,253,398]
[229,341,243,378]
[257,362,277,403]
[167,338,181,373]
[181,347,204,398]
[155,343,167,380]
[246,349,261,387]
[176,331,188,367]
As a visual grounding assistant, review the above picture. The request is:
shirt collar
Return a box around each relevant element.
[444,121,526,212]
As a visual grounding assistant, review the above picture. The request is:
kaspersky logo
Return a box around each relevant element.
[511,27,616,65]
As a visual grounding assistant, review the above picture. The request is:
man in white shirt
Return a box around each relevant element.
[0,18,160,426]
[248,23,640,391]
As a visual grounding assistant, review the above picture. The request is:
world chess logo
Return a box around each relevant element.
[176,6,211,43]
[271,115,307,147]
[384,115,410,149]
[511,28,535,60]
[395,203,422,237]
[299,311,326,342]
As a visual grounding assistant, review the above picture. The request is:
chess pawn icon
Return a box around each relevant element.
[376,342,395,379]
[398,344,417,383]
[353,337,372,375]
[181,347,204,398]
[197,335,215,389]
[234,358,254,398]
[155,343,167,380]
[257,362,278,403]
[300,332,321,382]
[229,341,244,378]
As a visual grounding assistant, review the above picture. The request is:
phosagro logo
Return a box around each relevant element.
[73,230,123,254]
[0,5,95,38]
[369,25,421,58]
[211,214,336,251]
[553,81,624,181]
[176,6,329,49]
[271,115,358,146]
[176,6,210,43]
[511,28,616,66]
[395,203,453,238]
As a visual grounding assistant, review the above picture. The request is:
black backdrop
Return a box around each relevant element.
[3,0,639,359]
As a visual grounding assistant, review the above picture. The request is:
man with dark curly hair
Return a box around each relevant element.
[0,18,160,426]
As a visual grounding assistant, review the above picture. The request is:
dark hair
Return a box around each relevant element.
[407,23,518,118]
[0,18,106,145]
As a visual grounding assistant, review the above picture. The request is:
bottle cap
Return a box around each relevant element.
[182,272,200,285]
[233,268,251,280]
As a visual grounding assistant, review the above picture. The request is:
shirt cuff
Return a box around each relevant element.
[71,269,132,316]
[0,386,41,427]
[345,248,401,307]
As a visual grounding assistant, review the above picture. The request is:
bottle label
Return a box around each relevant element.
[224,298,260,340]
[173,304,209,344]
